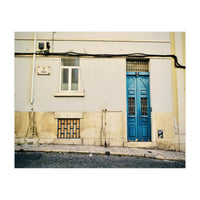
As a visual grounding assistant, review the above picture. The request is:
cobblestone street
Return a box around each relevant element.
[15,152,185,168]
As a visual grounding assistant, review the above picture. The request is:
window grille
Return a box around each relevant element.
[128,97,135,115]
[126,59,149,72]
[141,98,148,115]
[57,119,80,139]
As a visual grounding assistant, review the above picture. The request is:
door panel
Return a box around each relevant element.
[127,72,151,142]
[129,122,136,137]
[127,75,137,141]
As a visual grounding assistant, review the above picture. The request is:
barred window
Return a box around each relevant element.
[141,98,148,115]
[128,97,135,115]
[126,59,149,72]
[57,119,80,139]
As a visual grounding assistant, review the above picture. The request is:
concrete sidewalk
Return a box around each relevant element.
[15,144,185,161]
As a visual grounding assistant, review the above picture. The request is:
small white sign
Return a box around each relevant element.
[37,66,50,75]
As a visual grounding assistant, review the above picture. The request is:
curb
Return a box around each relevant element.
[15,148,185,162]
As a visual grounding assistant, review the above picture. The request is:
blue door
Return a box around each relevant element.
[127,72,151,142]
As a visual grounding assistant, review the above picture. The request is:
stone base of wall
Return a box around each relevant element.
[82,138,101,146]
[38,138,54,144]
[156,138,176,151]
[15,138,25,144]
[124,142,156,149]
[15,111,185,151]
[174,133,185,152]
[109,139,124,147]
[15,137,124,147]
[156,136,185,152]
[14,136,185,152]
[53,138,82,145]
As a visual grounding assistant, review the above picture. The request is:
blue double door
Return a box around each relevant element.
[126,72,151,142]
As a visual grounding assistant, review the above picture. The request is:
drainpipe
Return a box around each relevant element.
[30,32,37,105]
[26,32,38,140]
[100,109,107,147]
[100,110,103,146]
[104,109,107,147]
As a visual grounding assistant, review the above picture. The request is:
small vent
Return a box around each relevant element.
[126,59,149,72]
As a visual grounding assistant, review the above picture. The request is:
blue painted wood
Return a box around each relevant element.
[126,72,151,142]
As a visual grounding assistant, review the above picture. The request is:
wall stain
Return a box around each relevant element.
[26,111,38,138]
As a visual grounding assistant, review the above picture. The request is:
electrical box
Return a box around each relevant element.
[38,42,44,50]
[37,66,50,75]
[158,129,163,138]
[37,41,52,52]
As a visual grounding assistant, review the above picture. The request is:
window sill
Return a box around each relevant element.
[54,92,85,97]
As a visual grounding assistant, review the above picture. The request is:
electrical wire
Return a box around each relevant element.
[15,51,186,69]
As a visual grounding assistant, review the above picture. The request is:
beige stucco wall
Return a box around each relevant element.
[15,57,174,113]
[15,57,32,111]
[35,112,57,138]
[153,112,176,150]
[15,32,185,151]
[15,112,29,138]
[15,57,127,112]
[15,32,170,41]
[15,111,125,147]
[149,58,173,112]
[15,32,171,57]
[15,110,179,150]
[15,32,172,113]
[175,32,186,134]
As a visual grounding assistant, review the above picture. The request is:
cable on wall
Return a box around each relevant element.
[15,51,186,69]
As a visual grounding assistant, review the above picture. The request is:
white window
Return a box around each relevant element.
[60,58,80,92]
[54,58,84,97]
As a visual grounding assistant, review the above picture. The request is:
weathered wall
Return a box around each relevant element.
[15,112,29,138]
[15,110,179,150]
[15,111,125,147]
[148,58,177,150]
[15,32,185,151]
[153,112,176,150]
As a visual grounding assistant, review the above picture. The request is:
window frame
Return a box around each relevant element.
[59,58,81,93]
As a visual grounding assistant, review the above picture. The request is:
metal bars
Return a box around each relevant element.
[128,97,135,115]
[57,119,80,139]
[126,59,149,72]
[141,98,148,115]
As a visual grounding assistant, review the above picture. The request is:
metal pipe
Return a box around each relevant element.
[30,32,37,105]
[100,110,104,146]
[104,109,107,147]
